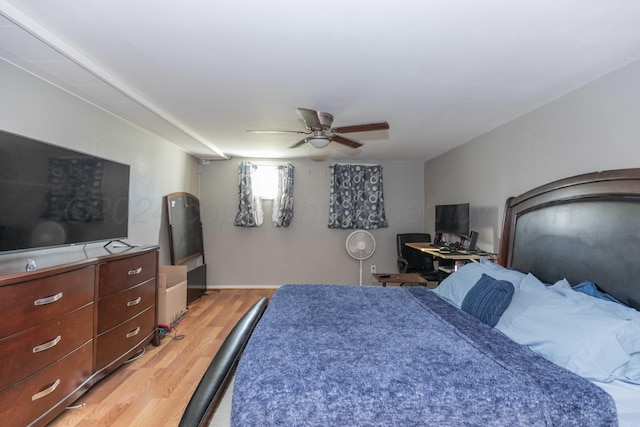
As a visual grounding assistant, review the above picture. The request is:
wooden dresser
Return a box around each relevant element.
[0,245,159,427]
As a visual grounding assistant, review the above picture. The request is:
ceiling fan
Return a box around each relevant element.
[247,108,389,149]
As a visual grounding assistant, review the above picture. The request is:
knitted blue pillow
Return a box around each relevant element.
[462,273,515,327]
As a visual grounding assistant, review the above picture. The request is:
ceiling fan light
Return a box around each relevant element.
[307,137,331,148]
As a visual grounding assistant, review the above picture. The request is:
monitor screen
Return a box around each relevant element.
[0,130,130,253]
[435,203,470,237]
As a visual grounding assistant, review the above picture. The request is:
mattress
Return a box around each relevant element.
[231,284,617,426]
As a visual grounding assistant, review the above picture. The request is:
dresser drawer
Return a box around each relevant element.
[0,341,92,427]
[0,303,93,392]
[97,279,156,334]
[0,266,95,339]
[98,252,156,298]
[96,306,156,370]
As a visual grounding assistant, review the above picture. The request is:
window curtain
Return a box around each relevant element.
[234,161,264,227]
[328,164,388,229]
[272,163,294,227]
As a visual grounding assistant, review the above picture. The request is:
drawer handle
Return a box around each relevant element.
[33,335,62,353]
[128,267,142,276]
[127,296,142,307]
[32,379,61,401]
[34,292,63,306]
[126,327,141,338]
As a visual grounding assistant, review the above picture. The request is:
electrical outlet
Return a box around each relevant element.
[370,265,377,274]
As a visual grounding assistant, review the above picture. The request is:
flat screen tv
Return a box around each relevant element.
[0,130,130,253]
[435,203,470,237]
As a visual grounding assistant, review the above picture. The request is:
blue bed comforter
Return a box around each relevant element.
[231,285,617,426]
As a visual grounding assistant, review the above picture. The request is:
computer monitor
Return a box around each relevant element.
[435,203,470,238]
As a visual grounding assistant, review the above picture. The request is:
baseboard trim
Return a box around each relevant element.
[206,284,283,290]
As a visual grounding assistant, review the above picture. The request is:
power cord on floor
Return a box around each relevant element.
[158,322,185,341]
[167,327,185,341]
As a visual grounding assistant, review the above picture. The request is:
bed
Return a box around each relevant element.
[180,168,640,427]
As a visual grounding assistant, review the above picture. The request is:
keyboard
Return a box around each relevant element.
[431,242,463,251]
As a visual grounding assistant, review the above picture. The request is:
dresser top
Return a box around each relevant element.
[0,244,159,285]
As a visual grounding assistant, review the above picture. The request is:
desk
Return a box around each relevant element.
[405,242,497,281]
[372,273,429,287]
[405,242,497,261]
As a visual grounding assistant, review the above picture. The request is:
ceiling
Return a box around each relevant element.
[2,1,640,162]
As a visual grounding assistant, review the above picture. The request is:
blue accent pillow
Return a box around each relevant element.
[573,281,622,304]
[461,273,515,327]
[433,261,525,308]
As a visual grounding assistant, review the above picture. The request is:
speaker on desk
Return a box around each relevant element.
[468,231,479,252]
[434,232,443,245]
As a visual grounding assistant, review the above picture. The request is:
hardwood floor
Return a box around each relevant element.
[48,288,276,427]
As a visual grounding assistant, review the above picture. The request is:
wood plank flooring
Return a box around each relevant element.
[48,288,276,427]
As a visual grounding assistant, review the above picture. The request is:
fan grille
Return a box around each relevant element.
[346,230,375,260]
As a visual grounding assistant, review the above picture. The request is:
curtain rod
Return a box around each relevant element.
[330,162,381,167]
[242,160,292,166]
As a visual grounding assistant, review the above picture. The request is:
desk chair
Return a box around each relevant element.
[396,233,440,282]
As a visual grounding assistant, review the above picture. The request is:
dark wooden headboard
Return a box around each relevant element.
[498,168,640,310]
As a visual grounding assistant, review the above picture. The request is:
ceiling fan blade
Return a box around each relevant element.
[247,129,309,134]
[289,138,308,149]
[332,134,363,149]
[332,122,389,134]
[297,108,322,130]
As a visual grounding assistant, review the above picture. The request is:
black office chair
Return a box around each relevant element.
[396,233,440,282]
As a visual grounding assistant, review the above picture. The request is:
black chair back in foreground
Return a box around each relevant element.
[179,297,268,427]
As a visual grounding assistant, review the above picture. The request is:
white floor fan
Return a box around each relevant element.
[345,230,376,286]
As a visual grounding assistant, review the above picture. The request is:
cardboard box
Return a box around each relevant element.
[158,265,188,326]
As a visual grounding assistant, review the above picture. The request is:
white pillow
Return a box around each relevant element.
[552,279,640,321]
[612,353,640,384]
[496,273,640,382]
[432,260,525,308]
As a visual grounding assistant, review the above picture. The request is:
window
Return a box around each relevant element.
[252,165,278,200]
[234,161,294,227]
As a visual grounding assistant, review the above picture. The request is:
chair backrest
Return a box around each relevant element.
[397,233,433,270]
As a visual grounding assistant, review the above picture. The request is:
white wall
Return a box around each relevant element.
[424,59,640,252]
[0,60,200,265]
[200,159,425,287]
[14,48,634,283]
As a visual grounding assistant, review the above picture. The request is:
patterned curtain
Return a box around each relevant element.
[234,161,264,227]
[272,163,294,227]
[328,164,388,229]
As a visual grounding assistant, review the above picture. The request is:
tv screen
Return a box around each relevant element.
[0,130,130,253]
[435,203,470,237]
